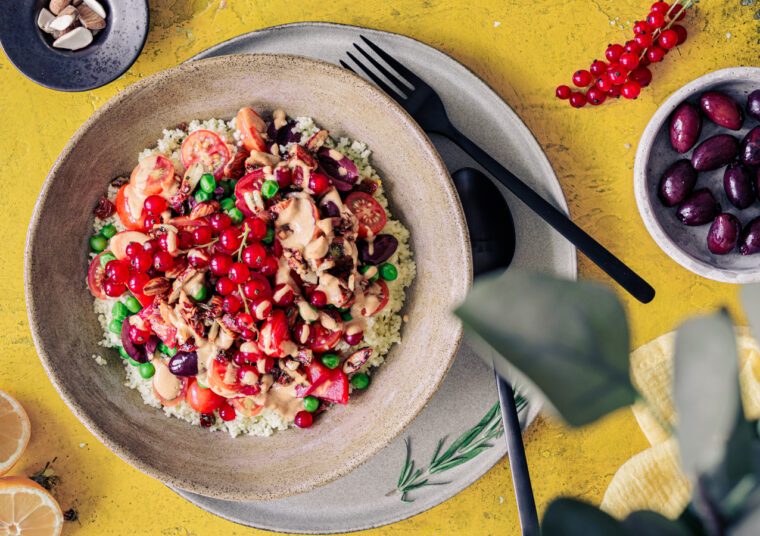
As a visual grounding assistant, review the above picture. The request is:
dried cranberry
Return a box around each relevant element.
[93,197,116,219]
[200,413,215,427]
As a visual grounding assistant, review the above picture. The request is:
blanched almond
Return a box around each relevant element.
[77,3,106,30]
[52,26,92,50]
[82,0,106,19]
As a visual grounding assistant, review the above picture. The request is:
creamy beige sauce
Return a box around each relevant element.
[249,376,303,421]
[153,360,183,400]
[275,195,317,250]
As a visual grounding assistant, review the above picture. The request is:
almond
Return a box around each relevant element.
[48,5,78,31]
[49,0,71,15]
[190,200,220,220]
[164,257,188,280]
[142,277,171,296]
[82,0,106,18]
[37,8,55,31]
[52,25,91,49]
[77,3,105,30]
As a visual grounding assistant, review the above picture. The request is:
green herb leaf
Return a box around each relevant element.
[542,498,624,535]
[455,271,635,426]
[623,510,692,536]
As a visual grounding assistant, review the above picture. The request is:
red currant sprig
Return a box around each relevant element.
[555,0,693,108]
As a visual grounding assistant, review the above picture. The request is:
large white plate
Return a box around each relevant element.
[174,22,577,533]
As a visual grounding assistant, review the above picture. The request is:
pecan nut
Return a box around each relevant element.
[224,149,248,180]
[343,347,373,374]
[190,200,221,220]
[142,277,171,296]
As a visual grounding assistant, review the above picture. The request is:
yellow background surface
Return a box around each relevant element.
[0,1,756,534]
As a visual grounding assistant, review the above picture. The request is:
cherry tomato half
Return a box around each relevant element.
[234,169,266,217]
[130,155,175,195]
[231,397,264,417]
[236,107,267,153]
[181,130,231,179]
[87,252,109,300]
[364,279,389,316]
[152,370,189,407]
[186,378,226,413]
[115,184,147,231]
[258,309,291,357]
[345,192,387,239]
[207,358,242,397]
[308,323,343,354]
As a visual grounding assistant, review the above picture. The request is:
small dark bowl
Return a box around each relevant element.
[0,0,148,91]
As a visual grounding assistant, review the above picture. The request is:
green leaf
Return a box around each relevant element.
[429,438,444,465]
[673,312,740,480]
[542,498,625,535]
[431,446,493,473]
[398,440,413,488]
[623,511,692,536]
[454,271,635,427]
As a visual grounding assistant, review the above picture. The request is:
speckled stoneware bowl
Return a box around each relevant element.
[25,54,471,500]
[634,67,760,283]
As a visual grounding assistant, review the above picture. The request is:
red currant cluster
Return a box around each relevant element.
[555,1,692,108]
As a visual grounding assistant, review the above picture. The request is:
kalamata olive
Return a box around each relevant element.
[747,90,760,122]
[676,189,720,226]
[724,163,756,209]
[658,159,697,207]
[317,147,359,184]
[670,102,702,154]
[321,200,341,218]
[707,213,741,255]
[692,134,740,171]
[168,351,199,377]
[741,126,760,166]
[145,335,160,356]
[121,319,149,363]
[740,217,760,255]
[700,91,744,130]
[358,234,398,264]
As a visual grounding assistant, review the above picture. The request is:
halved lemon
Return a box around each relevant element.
[0,390,30,476]
[0,476,63,536]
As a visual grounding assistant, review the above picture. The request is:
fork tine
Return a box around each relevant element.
[359,35,423,88]
[353,43,413,92]
[339,60,356,74]
[345,51,406,101]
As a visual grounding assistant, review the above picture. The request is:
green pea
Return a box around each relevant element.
[195,190,211,203]
[200,173,217,194]
[321,354,340,369]
[351,373,370,389]
[341,311,353,322]
[227,208,244,224]
[192,286,208,302]
[139,362,156,379]
[112,302,129,322]
[128,357,140,367]
[261,179,279,199]
[165,345,178,357]
[118,346,130,360]
[99,252,117,269]
[262,225,274,244]
[90,235,107,252]
[220,197,236,211]
[100,224,117,239]
[125,296,142,314]
[220,180,233,195]
[197,379,209,389]
[109,319,123,335]
[361,265,379,282]
[303,396,319,412]
[380,263,398,281]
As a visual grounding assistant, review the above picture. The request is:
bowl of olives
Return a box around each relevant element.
[634,67,760,283]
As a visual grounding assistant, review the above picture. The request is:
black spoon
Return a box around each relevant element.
[452,167,540,536]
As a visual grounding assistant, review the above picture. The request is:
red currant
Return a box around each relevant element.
[127,272,150,294]
[586,87,607,106]
[177,231,193,250]
[272,239,283,258]
[144,215,161,229]
[604,44,624,62]
[647,45,666,63]
[272,284,294,307]
[236,313,254,331]
[219,404,236,422]
[219,228,242,251]
[143,195,167,215]
[569,93,586,109]
[259,255,278,277]
[639,55,652,67]
[158,234,170,251]
[153,251,174,272]
[125,242,142,258]
[192,226,213,246]
[589,60,607,77]
[242,243,267,269]
[308,173,330,195]
[103,281,126,298]
[607,65,628,85]
[251,298,273,321]
[232,352,248,366]
[634,33,653,48]
[242,274,272,300]
[658,29,678,50]
[275,166,293,188]
[628,67,653,87]
[216,277,236,296]
[668,4,686,21]
[623,40,640,54]
[345,331,364,346]
[228,262,250,284]
[310,290,327,308]
[222,294,242,314]
[572,70,593,88]
[242,218,268,241]
[130,251,153,273]
[621,81,642,100]
[633,21,649,35]
[142,239,159,255]
[209,253,233,276]
[619,52,639,71]
[650,1,670,14]
[294,410,313,429]
[209,213,232,232]
[129,324,150,344]
[608,85,622,99]
[673,24,687,45]
[241,328,257,340]
[258,356,275,373]
[596,74,613,92]
[646,11,665,30]
[555,85,571,99]
[105,260,130,284]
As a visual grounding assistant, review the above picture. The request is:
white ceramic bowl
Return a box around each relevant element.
[634,67,760,283]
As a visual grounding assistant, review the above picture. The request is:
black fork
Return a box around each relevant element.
[341,36,655,305]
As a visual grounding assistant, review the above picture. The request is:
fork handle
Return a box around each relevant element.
[441,125,655,304]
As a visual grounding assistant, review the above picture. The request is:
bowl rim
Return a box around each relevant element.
[634,66,760,284]
[24,53,472,500]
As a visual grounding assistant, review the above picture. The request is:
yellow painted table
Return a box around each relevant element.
[1,1,756,534]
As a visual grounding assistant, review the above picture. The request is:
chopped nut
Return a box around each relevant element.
[142,277,171,296]
[49,0,71,15]
[37,8,55,30]
[77,2,106,30]
[343,347,373,374]
[306,130,329,153]
[190,200,221,220]
[48,5,79,31]
[82,0,106,18]
[224,150,248,180]
[52,26,91,49]
[245,151,280,168]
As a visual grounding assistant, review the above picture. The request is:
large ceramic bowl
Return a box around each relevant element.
[25,54,471,500]
[634,67,760,283]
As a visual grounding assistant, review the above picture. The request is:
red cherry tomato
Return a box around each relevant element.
[364,279,390,316]
[345,192,387,238]
[308,323,343,354]
[186,378,226,413]
[181,130,231,179]
[152,373,189,407]
[133,293,155,308]
[234,169,266,217]
[236,108,267,153]
[130,155,175,195]
[231,397,264,417]
[311,369,349,405]
[115,184,147,231]
[108,230,150,260]
[258,309,291,357]
[87,252,109,299]
[207,358,242,397]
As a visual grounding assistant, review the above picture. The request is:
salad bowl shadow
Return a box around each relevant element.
[25,54,471,500]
